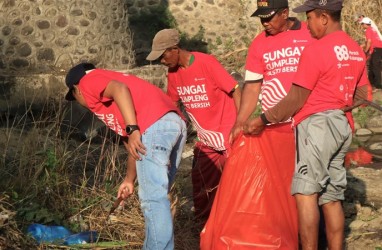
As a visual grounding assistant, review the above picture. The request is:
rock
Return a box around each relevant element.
[348,220,368,230]
[360,206,374,217]
[356,128,373,136]
[366,115,382,134]
[369,142,382,151]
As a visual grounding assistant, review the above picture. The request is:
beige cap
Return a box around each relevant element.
[146,29,180,61]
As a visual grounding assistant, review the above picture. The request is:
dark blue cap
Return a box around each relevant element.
[65,63,96,101]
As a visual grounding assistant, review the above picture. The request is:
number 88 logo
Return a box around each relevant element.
[334,45,349,61]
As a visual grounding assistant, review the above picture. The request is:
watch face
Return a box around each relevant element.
[126,125,139,135]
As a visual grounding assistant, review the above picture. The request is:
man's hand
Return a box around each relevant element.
[243,117,265,135]
[117,179,134,205]
[127,131,146,160]
[229,122,243,145]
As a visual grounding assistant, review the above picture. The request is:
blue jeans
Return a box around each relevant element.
[136,112,187,250]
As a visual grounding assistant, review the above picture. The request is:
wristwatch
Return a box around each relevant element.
[125,125,140,135]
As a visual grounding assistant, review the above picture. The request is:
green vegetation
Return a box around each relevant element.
[353,104,380,128]
[180,25,209,53]
[129,5,177,38]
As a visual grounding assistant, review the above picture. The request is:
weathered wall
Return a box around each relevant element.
[0,0,261,114]
[1,0,381,115]
[0,0,135,75]
[0,0,260,76]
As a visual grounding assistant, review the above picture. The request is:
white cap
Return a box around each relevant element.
[360,17,372,25]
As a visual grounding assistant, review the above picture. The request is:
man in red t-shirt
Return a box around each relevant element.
[146,29,241,224]
[244,0,370,249]
[200,0,313,248]
[64,63,187,249]
[360,17,382,89]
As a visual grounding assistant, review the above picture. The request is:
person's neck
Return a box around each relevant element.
[178,50,192,69]
[323,23,342,38]
[283,18,293,32]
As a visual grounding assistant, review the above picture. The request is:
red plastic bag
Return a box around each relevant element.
[200,127,298,250]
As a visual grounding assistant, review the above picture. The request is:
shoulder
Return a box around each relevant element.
[193,52,215,61]
[248,32,267,52]
[252,31,267,43]
[193,52,224,66]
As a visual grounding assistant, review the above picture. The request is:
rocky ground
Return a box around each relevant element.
[344,164,382,249]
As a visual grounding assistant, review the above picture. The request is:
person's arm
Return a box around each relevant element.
[264,84,311,123]
[229,81,261,144]
[364,38,372,54]
[354,84,369,102]
[232,84,242,112]
[103,80,146,160]
[117,139,137,202]
[243,84,311,135]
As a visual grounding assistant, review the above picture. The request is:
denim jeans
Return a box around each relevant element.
[136,112,187,250]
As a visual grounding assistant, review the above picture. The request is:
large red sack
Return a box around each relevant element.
[200,127,298,250]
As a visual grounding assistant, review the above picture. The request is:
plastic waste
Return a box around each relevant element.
[64,231,98,245]
[27,223,98,246]
[27,223,72,244]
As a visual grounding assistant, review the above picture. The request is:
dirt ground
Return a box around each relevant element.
[344,163,382,250]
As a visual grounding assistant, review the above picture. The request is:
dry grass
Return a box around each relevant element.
[0,98,200,249]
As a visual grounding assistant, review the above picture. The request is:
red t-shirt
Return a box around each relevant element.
[167,52,237,151]
[245,20,314,113]
[365,26,382,52]
[293,31,369,125]
[78,69,182,137]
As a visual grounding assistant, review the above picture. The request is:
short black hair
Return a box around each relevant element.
[312,9,341,22]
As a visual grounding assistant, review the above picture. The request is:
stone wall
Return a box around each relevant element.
[0,0,135,76]
[0,0,261,114]
[1,0,381,115]
[0,0,261,77]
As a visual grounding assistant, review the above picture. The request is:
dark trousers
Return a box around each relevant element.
[192,142,226,224]
[369,47,382,88]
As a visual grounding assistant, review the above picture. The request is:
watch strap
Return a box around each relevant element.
[125,125,140,135]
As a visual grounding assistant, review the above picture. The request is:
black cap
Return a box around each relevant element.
[65,63,96,101]
[251,0,288,18]
[293,0,343,13]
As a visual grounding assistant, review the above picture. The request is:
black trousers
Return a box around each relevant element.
[368,47,382,88]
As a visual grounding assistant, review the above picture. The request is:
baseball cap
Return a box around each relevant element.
[251,0,288,18]
[293,0,343,13]
[360,17,372,25]
[146,29,180,61]
[65,62,96,101]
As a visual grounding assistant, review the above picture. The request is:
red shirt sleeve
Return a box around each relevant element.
[292,46,320,90]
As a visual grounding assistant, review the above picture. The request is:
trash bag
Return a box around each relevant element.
[345,147,373,167]
[200,127,298,250]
